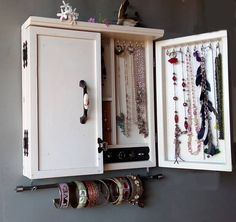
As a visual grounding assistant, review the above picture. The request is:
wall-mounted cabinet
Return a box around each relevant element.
[21,17,232,179]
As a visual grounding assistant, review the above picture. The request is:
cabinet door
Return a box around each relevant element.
[155,30,232,171]
[23,26,102,178]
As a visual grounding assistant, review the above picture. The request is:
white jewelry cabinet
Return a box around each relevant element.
[21,17,232,179]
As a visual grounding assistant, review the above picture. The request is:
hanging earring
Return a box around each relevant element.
[115,41,124,55]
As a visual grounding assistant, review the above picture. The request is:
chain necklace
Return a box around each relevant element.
[133,42,148,137]
[185,48,202,155]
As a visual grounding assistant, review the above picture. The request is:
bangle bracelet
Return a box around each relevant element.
[68,182,78,208]
[84,181,99,208]
[53,183,70,209]
[113,177,124,205]
[104,178,119,204]
[74,181,88,208]
[113,177,131,204]
[96,180,110,205]
[126,175,144,205]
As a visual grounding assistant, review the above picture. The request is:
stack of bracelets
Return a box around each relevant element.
[53,175,144,209]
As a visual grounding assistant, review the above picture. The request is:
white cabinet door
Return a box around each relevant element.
[23,26,103,178]
[155,30,232,171]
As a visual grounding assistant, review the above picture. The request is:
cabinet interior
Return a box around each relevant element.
[100,35,156,170]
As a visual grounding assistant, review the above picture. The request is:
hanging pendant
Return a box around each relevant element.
[115,44,124,55]
[116,113,126,135]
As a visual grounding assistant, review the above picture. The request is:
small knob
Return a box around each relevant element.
[118,151,126,160]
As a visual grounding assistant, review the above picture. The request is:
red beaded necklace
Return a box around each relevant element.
[168,50,186,163]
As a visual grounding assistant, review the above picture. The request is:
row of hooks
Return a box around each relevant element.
[166,42,221,57]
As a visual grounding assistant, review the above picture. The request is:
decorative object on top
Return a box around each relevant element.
[87,14,110,27]
[117,0,140,26]
[56,1,79,24]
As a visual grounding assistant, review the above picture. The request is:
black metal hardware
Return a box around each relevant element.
[79,80,88,124]
[23,130,29,157]
[15,183,58,192]
[97,138,108,153]
[23,41,28,68]
[141,173,165,181]
[103,147,150,163]
[15,174,164,193]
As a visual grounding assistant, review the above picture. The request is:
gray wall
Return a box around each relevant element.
[0,0,236,222]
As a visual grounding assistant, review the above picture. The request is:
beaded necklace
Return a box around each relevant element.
[168,50,186,163]
[185,48,202,155]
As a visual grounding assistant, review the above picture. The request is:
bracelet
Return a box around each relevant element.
[74,181,88,208]
[126,175,144,205]
[96,180,110,205]
[84,181,99,208]
[68,182,78,208]
[113,177,131,204]
[103,178,120,204]
[53,183,70,209]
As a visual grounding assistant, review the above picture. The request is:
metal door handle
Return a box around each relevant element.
[79,80,89,124]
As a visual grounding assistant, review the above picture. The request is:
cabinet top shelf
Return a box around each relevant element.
[22,16,164,40]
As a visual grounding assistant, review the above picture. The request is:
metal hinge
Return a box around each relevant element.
[153,58,156,68]
[23,41,28,68]
[23,130,29,157]
[97,138,108,153]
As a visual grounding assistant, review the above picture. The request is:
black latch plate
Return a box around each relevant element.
[103,146,150,163]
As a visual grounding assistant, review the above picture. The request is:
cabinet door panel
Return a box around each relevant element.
[155,30,232,172]
[25,26,102,178]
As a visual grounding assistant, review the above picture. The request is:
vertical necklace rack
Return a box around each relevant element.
[166,42,223,162]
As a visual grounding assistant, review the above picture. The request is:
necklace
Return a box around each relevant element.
[180,49,188,131]
[194,50,220,157]
[133,42,148,137]
[168,50,186,163]
[115,40,126,136]
[185,48,202,155]
[215,43,224,140]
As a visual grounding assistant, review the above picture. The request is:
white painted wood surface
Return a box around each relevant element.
[22,26,103,179]
[22,16,164,41]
